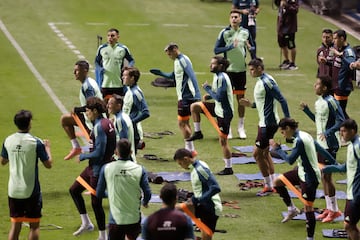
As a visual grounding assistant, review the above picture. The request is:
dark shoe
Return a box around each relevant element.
[217,168,233,175]
[186,131,203,141]
[279,60,290,69]
[287,62,298,70]
[137,140,145,150]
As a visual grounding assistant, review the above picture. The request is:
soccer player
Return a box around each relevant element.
[316,29,334,78]
[239,58,290,196]
[187,56,234,175]
[322,119,360,240]
[69,97,116,240]
[96,139,151,240]
[331,29,356,119]
[95,28,135,97]
[150,43,201,154]
[270,118,337,240]
[61,60,103,160]
[107,94,136,161]
[232,0,259,59]
[122,66,150,153]
[214,9,254,139]
[1,110,53,240]
[276,0,299,70]
[142,183,194,240]
[173,148,222,240]
[300,76,345,222]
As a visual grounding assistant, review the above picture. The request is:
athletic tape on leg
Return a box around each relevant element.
[198,102,227,139]
[72,113,90,142]
[76,176,96,196]
[278,174,313,207]
[179,203,213,237]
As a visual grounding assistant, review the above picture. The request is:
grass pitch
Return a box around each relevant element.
[0,0,359,239]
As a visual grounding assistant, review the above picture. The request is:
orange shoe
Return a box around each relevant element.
[316,209,330,220]
[256,187,275,197]
[64,148,82,160]
[322,210,342,223]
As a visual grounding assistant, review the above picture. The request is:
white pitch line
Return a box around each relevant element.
[0,19,68,114]
[163,23,189,27]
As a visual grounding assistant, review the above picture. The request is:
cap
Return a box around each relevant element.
[164,42,178,51]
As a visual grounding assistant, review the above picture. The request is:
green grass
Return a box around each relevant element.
[0,0,359,239]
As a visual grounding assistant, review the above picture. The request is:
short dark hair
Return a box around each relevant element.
[317,75,332,94]
[86,97,106,113]
[112,94,124,105]
[341,119,358,132]
[14,110,32,131]
[278,118,299,130]
[160,183,178,205]
[322,28,333,35]
[230,9,242,15]
[75,60,89,71]
[164,42,179,52]
[107,28,119,34]
[213,56,230,72]
[334,29,347,40]
[122,66,141,83]
[173,148,193,161]
[248,58,264,70]
[117,139,132,158]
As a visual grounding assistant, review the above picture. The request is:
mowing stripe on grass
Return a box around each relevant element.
[0,19,67,114]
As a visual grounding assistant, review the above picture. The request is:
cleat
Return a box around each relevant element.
[279,60,290,69]
[287,63,298,70]
[316,209,330,220]
[238,128,247,139]
[73,223,94,236]
[322,210,342,223]
[217,168,234,175]
[64,148,82,160]
[137,140,145,150]
[186,131,204,141]
[256,187,275,197]
[281,207,301,223]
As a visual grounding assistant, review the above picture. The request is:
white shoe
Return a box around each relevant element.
[73,223,94,236]
[281,208,300,223]
[238,128,247,139]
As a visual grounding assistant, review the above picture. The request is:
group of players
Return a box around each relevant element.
[2,0,360,239]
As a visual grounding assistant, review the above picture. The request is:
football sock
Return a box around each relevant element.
[80,213,91,225]
[238,118,245,129]
[224,158,232,168]
[305,211,316,238]
[193,122,201,132]
[264,176,272,188]
[330,195,339,212]
[71,139,80,149]
[185,140,194,151]
[99,230,107,240]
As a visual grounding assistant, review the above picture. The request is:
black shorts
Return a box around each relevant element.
[108,221,141,240]
[277,33,296,49]
[317,148,337,165]
[202,102,232,135]
[344,199,360,225]
[255,124,278,149]
[226,71,246,93]
[283,168,318,202]
[178,99,198,120]
[195,204,219,232]
[9,192,42,220]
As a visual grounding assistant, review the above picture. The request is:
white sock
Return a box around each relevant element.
[194,122,201,132]
[325,195,330,210]
[80,213,91,226]
[224,158,232,168]
[287,203,296,211]
[306,237,314,240]
[264,176,272,188]
[71,139,80,149]
[99,230,107,239]
[185,140,194,151]
[270,174,277,183]
[238,118,245,129]
[329,195,339,212]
